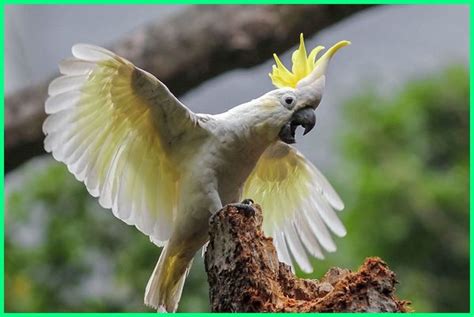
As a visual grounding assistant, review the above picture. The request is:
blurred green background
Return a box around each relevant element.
[5,65,469,312]
[303,65,469,312]
[4,4,469,313]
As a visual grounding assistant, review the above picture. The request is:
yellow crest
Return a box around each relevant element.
[269,34,350,88]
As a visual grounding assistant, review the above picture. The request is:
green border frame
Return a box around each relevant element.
[1,1,471,315]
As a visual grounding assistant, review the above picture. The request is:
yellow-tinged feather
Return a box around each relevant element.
[243,142,345,272]
[269,33,350,88]
[44,46,182,245]
[291,33,308,79]
[243,147,311,234]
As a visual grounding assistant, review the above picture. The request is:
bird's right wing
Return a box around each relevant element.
[44,44,203,246]
[243,141,345,273]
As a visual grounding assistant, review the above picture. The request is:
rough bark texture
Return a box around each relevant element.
[5,5,372,172]
[205,204,410,312]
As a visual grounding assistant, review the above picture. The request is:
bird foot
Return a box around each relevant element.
[210,199,256,225]
[229,198,255,217]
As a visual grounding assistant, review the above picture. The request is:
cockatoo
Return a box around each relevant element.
[43,34,350,312]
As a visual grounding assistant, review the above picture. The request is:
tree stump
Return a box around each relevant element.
[204,204,410,312]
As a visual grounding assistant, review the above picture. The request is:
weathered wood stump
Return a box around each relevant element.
[205,204,410,312]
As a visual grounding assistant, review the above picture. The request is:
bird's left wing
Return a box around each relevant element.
[242,141,345,273]
[44,44,202,246]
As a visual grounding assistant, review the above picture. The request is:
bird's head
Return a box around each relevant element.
[255,34,350,144]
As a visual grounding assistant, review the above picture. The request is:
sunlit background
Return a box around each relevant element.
[5,5,469,312]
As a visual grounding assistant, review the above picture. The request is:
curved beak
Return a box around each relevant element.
[279,107,316,144]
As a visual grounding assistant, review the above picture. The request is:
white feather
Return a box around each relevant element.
[295,208,324,259]
[72,43,116,62]
[283,221,312,273]
[243,142,346,272]
[42,110,74,134]
[273,230,293,269]
[153,183,173,242]
[312,194,347,237]
[48,75,88,96]
[311,165,345,211]
[83,132,110,195]
[98,141,128,209]
[302,200,337,252]
[45,91,81,114]
[62,125,98,166]
[83,131,117,197]
[59,58,96,75]
[113,139,136,217]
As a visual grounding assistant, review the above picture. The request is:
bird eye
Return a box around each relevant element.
[281,93,296,109]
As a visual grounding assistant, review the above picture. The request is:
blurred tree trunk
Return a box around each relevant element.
[5,5,372,172]
[205,204,410,312]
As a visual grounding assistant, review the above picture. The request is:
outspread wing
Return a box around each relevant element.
[44,44,200,246]
[242,141,345,273]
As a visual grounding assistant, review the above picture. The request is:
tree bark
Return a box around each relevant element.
[5,5,372,172]
[205,204,410,312]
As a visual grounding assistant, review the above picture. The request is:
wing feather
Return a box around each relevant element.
[45,90,81,113]
[44,44,200,245]
[59,58,96,75]
[302,202,337,252]
[283,221,312,273]
[311,165,345,211]
[48,75,88,95]
[294,208,324,259]
[273,231,293,268]
[243,141,345,272]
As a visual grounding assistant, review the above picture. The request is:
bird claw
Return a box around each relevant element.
[229,198,255,217]
[210,199,256,224]
[240,198,254,205]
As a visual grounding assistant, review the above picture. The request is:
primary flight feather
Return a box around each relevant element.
[43,34,350,312]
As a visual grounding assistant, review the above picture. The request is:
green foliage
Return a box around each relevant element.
[303,65,469,312]
[5,162,208,312]
[5,65,468,312]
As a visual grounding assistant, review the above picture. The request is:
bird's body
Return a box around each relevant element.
[43,35,350,312]
[143,97,294,310]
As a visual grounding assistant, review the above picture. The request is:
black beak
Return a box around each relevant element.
[278,107,316,144]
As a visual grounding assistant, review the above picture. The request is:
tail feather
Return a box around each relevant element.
[144,244,194,312]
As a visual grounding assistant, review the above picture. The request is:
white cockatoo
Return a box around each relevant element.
[43,34,350,312]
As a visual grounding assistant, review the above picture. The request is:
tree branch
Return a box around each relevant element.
[5,5,371,172]
[205,204,410,312]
